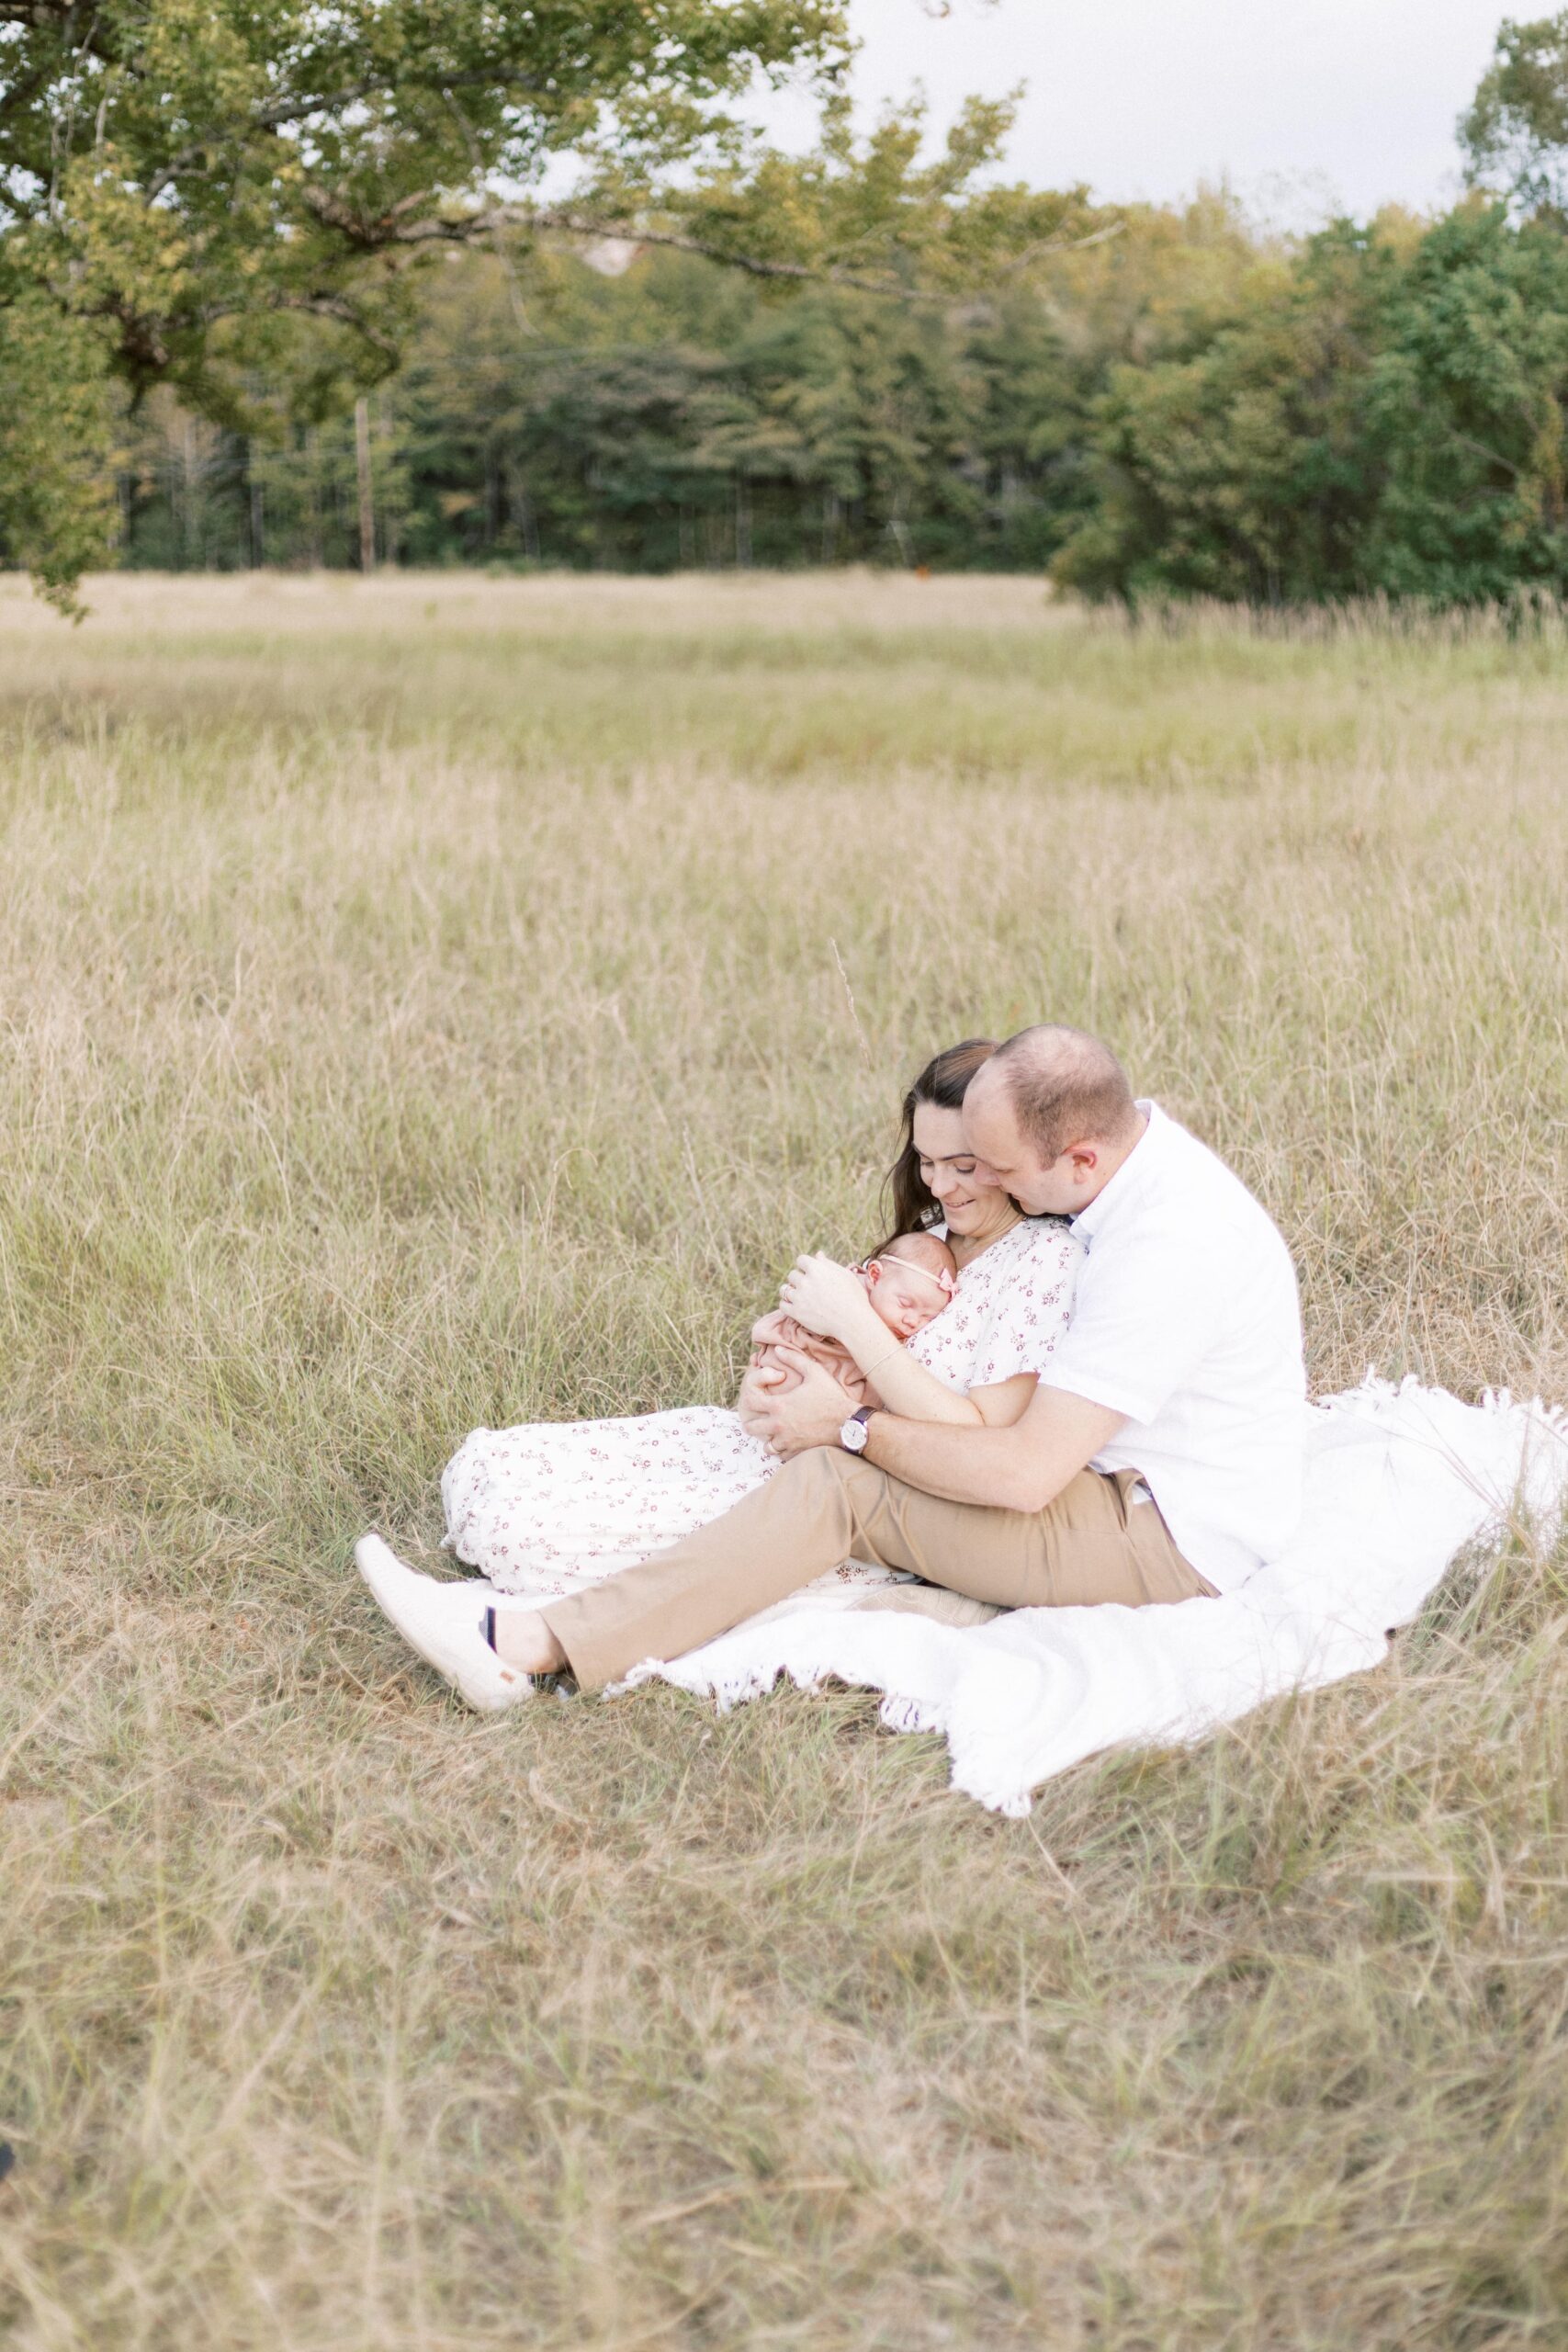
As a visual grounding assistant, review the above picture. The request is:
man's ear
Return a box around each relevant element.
[1067,1142,1099,1180]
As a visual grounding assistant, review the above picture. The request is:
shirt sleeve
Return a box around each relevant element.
[967,1228,1081,1388]
[1044,1215,1223,1424]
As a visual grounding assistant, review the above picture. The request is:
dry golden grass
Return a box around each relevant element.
[3,569,1567,2348]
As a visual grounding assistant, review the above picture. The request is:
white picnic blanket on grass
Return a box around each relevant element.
[621,1380,1568,1815]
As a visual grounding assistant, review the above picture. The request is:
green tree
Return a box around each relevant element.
[4,4,1113,609]
[1461,12,1568,214]
[0,0,851,605]
[1360,205,1568,601]
[1055,202,1568,609]
[1053,220,1387,605]
[382,240,1093,574]
[0,289,118,605]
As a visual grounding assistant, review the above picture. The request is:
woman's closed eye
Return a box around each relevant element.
[919,1157,976,1181]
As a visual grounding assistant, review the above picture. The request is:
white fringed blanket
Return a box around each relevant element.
[622,1381,1568,1815]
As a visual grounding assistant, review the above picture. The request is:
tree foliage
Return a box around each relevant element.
[1461,11,1568,214]
[0,0,855,603]
[0,288,118,608]
[118,220,1110,576]
[23,11,1568,610]
[116,184,1568,608]
[0,2,1117,605]
[1056,204,1568,607]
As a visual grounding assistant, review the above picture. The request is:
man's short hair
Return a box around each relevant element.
[990,1024,1139,1162]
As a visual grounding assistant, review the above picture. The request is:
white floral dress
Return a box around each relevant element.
[441,1218,1082,1601]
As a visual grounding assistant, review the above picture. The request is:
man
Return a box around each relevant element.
[358,1024,1307,1710]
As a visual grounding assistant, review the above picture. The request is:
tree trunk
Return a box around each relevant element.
[484,440,500,550]
[378,403,400,568]
[355,397,376,571]
[182,417,201,569]
[304,430,322,568]
[513,470,540,562]
[247,447,265,568]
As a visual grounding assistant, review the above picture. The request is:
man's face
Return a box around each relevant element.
[963,1076,1085,1217]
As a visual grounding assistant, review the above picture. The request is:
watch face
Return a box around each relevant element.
[840,1416,867,1453]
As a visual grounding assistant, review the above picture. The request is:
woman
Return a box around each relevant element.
[434,1038,1081,1618]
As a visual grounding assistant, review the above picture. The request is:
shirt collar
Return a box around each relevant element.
[1070,1100,1163,1238]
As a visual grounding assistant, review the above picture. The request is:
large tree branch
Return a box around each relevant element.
[517,206,1125,296]
[270,288,402,358]
[531,209,941,292]
[993,220,1124,275]
[328,199,1124,300]
[85,279,404,383]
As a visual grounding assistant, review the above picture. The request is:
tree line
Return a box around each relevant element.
[10,6,1568,607]
[117,184,1568,606]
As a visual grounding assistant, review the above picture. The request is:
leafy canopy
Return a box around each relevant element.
[1,1,1102,608]
[1461,11,1568,213]
[1053,203,1568,609]
[0,0,852,605]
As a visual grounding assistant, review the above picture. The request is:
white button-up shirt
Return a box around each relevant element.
[1045,1102,1306,1591]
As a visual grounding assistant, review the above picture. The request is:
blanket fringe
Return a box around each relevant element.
[1328,1368,1568,1448]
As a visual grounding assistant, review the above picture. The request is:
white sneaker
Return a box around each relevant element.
[355,1532,534,1714]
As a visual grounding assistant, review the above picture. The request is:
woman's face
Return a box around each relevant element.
[912,1102,1006,1234]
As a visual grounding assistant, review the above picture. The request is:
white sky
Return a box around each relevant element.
[758,0,1511,226]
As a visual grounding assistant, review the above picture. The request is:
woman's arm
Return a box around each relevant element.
[772,1251,1041,1430]
[773,1258,985,1426]
[862,1338,1038,1428]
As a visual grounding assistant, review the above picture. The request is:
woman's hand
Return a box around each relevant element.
[737,1361,786,1433]
[778,1252,874,1343]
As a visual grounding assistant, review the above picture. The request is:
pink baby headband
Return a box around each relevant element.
[869,1250,957,1302]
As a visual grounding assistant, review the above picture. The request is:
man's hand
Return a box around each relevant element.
[778,1252,872,1342]
[744,1347,859,1457]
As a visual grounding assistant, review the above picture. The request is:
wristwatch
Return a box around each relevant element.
[840,1406,878,1453]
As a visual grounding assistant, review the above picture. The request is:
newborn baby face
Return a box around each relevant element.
[861,1242,956,1340]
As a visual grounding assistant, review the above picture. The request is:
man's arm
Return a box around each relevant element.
[744,1351,1124,1514]
[861,1383,1125,1513]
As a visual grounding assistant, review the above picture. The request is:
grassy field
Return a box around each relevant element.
[4,569,1568,2349]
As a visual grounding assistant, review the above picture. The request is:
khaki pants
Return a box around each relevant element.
[542,1448,1215,1694]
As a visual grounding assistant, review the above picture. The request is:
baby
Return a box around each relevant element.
[749,1230,958,1409]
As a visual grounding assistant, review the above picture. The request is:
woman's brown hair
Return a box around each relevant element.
[877,1037,998,1248]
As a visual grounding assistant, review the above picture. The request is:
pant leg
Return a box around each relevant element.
[541,1446,1212,1693]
